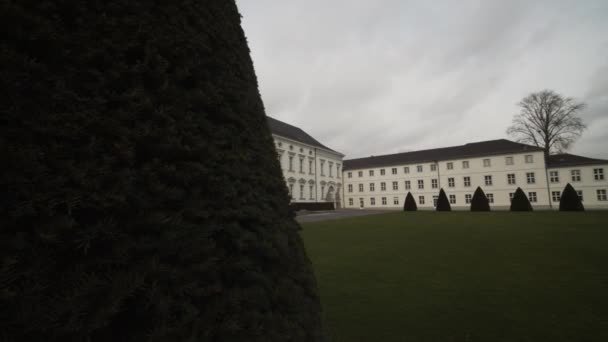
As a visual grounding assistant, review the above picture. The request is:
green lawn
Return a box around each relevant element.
[301,212,608,342]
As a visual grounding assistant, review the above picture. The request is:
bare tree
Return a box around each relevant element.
[507,90,587,156]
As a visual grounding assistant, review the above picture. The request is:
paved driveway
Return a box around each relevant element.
[296,209,394,223]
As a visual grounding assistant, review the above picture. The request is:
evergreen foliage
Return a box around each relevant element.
[470,187,491,211]
[559,183,585,211]
[436,189,452,211]
[510,187,533,211]
[0,1,323,341]
[403,192,418,211]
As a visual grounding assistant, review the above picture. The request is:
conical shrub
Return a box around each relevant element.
[0,2,323,341]
[403,192,418,211]
[436,189,452,211]
[559,183,585,211]
[471,186,491,211]
[510,187,533,211]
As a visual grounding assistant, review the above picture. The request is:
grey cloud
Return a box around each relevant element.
[237,0,608,159]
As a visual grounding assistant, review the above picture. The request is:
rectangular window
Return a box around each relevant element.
[299,158,304,172]
[349,198,354,206]
[509,193,514,202]
[309,185,314,199]
[597,189,607,201]
[358,171,363,177]
[483,159,491,167]
[465,194,472,204]
[462,161,469,169]
[594,168,604,180]
[430,164,437,171]
[525,155,534,163]
[393,197,399,205]
[329,162,333,177]
[505,156,514,165]
[392,181,398,190]
[382,197,387,205]
[299,185,304,199]
[449,194,456,204]
[571,170,581,182]
[320,160,325,176]
[369,183,375,192]
[369,170,374,176]
[358,184,364,192]
[392,168,397,175]
[309,160,313,174]
[289,156,294,171]
[418,196,425,205]
[487,193,494,204]
[507,173,516,185]
[370,197,376,206]
[417,165,423,173]
[526,172,535,184]
[289,184,294,199]
[577,190,584,202]
[550,171,559,183]
[404,167,410,174]
[381,182,386,191]
[380,169,386,176]
[418,180,424,189]
[348,184,353,193]
[447,162,454,170]
[431,179,438,189]
[448,177,455,187]
[337,164,341,178]
[348,172,352,178]
[405,180,411,190]
[552,191,561,202]
[433,196,439,207]
[463,176,471,187]
[484,175,493,186]
[528,192,537,203]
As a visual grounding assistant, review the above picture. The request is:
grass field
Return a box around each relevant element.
[301,211,608,342]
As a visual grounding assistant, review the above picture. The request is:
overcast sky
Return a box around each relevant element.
[236,0,608,160]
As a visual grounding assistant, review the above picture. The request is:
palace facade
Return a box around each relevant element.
[268,117,608,210]
[268,116,345,207]
[342,140,608,210]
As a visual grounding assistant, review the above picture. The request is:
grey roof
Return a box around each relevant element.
[343,139,543,170]
[267,116,342,155]
[547,153,608,168]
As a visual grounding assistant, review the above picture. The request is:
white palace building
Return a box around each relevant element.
[268,117,608,210]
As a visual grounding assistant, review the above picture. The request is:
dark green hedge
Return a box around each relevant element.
[0,1,323,341]
[559,183,585,211]
[510,187,533,211]
[471,187,490,211]
[403,192,418,211]
[436,189,451,211]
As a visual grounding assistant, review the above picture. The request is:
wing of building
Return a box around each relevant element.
[342,139,608,210]
[267,116,345,207]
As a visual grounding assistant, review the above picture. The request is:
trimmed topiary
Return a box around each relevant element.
[471,186,491,211]
[436,189,452,211]
[0,2,323,341]
[559,183,585,211]
[510,187,533,211]
[403,192,418,211]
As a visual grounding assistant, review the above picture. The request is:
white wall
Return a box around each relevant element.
[547,164,608,209]
[343,151,562,210]
[273,135,344,205]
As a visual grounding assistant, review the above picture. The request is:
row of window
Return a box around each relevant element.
[348,189,608,207]
[287,184,333,200]
[346,155,538,178]
[284,155,341,178]
[549,169,604,182]
[348,173,540,193]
